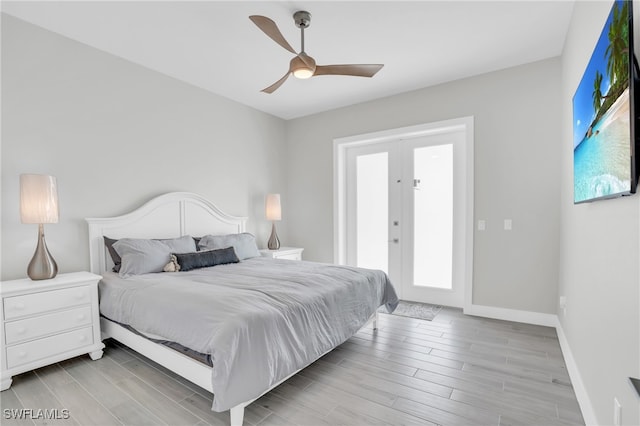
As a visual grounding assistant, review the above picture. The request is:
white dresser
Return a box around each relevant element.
[259,247,304,261]
[0,272,104,391]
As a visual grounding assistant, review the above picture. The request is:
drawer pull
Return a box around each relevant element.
[79,335,87,342]
[12,302,25,310]
[18,351,27,358]
[74,293,86,300]
[76,314,86,321]
[16,327,27,335]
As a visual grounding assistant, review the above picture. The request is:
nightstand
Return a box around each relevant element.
[0,271,105,391]
[259,247,304,261]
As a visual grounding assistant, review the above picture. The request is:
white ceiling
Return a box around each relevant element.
[2,1,575,120]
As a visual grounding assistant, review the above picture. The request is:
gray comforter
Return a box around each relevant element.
[99,257,398,411]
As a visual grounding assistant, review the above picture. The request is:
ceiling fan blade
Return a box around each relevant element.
[249,15,297,55]
[314,64,384,78]
[261,72,291,94]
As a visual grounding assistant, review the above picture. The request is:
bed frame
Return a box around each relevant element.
[86,192,378,426]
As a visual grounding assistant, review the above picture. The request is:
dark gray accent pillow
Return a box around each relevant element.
[198,233,260,260]
[174,247,240,272]
[104,236,122,272]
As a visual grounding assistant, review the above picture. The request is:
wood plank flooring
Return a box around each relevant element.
[0,307,584,425]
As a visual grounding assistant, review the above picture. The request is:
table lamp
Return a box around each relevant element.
[265,193,281,250]
[20,174,59,280]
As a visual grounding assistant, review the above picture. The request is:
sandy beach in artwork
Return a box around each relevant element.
[598,87,630,133]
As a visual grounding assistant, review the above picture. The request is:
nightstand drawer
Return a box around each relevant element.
[3,286,91,320]
[276,253,302,260]
[5,306,93,344]
[260,247,304,260]
[6,326,94,369]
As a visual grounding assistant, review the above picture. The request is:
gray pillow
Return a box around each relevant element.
[198,233,260,260]
[105,236,202,272]
[114,235,197,277]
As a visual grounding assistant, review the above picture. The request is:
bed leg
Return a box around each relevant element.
[230,405,245,426]
[372,310,379,330]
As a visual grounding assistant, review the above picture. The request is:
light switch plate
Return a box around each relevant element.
[504,219,512,231]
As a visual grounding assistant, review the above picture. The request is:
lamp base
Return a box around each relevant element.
[267,222,280,250]
[27,224,58,280]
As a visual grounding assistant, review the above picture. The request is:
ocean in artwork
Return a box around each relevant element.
[574,88,631,203]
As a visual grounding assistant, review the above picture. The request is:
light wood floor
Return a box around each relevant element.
[1,307,584,426]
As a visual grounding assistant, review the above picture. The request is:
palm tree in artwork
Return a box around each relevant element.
[605,1,629,87]
[593,70,604,114]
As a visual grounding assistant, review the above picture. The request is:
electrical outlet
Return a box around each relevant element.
[478,220,486,231]
[504,219,512,231]
[613,397,621,426]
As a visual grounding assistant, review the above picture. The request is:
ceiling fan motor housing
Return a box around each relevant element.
[294,11,311,29]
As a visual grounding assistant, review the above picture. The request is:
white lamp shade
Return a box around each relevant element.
[265,193,282,221]
[20,174,59,224]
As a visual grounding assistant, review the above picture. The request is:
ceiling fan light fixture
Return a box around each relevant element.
[290,54,316,79]
[293,68,314,79]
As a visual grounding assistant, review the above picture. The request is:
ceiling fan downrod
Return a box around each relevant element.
[294,10,311,53]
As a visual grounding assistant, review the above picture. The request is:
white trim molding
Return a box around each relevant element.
[555,318,598,426]
[464,303,557,327]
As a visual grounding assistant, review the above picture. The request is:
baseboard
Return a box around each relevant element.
[464,303,557,327]
[555,318,598,425]
[463,303,598,425]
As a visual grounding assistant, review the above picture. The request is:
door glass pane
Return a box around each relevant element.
[413,144,453,288]
[356,152,388,273]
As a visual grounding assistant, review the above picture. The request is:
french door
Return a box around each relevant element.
[345,130,466,307]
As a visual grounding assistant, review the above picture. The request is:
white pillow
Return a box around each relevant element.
[113,235,197,277]
[198,233,260,260]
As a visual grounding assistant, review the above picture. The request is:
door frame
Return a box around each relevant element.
[333,116,474,310]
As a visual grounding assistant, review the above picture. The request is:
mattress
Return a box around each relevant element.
[108,319,213,366]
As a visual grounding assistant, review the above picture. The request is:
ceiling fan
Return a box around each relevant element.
[249,11,384,94]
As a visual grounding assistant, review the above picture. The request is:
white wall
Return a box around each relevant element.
[1,14,289,280]
[0,9,567,319]
[286,58,562,315]
[559,1,640,424]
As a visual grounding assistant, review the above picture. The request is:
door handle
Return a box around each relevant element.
[388,238,399,243]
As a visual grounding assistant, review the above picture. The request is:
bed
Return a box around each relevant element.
[86,192,398,426]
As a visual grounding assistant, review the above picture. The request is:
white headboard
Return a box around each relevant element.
[86,192,247,275]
